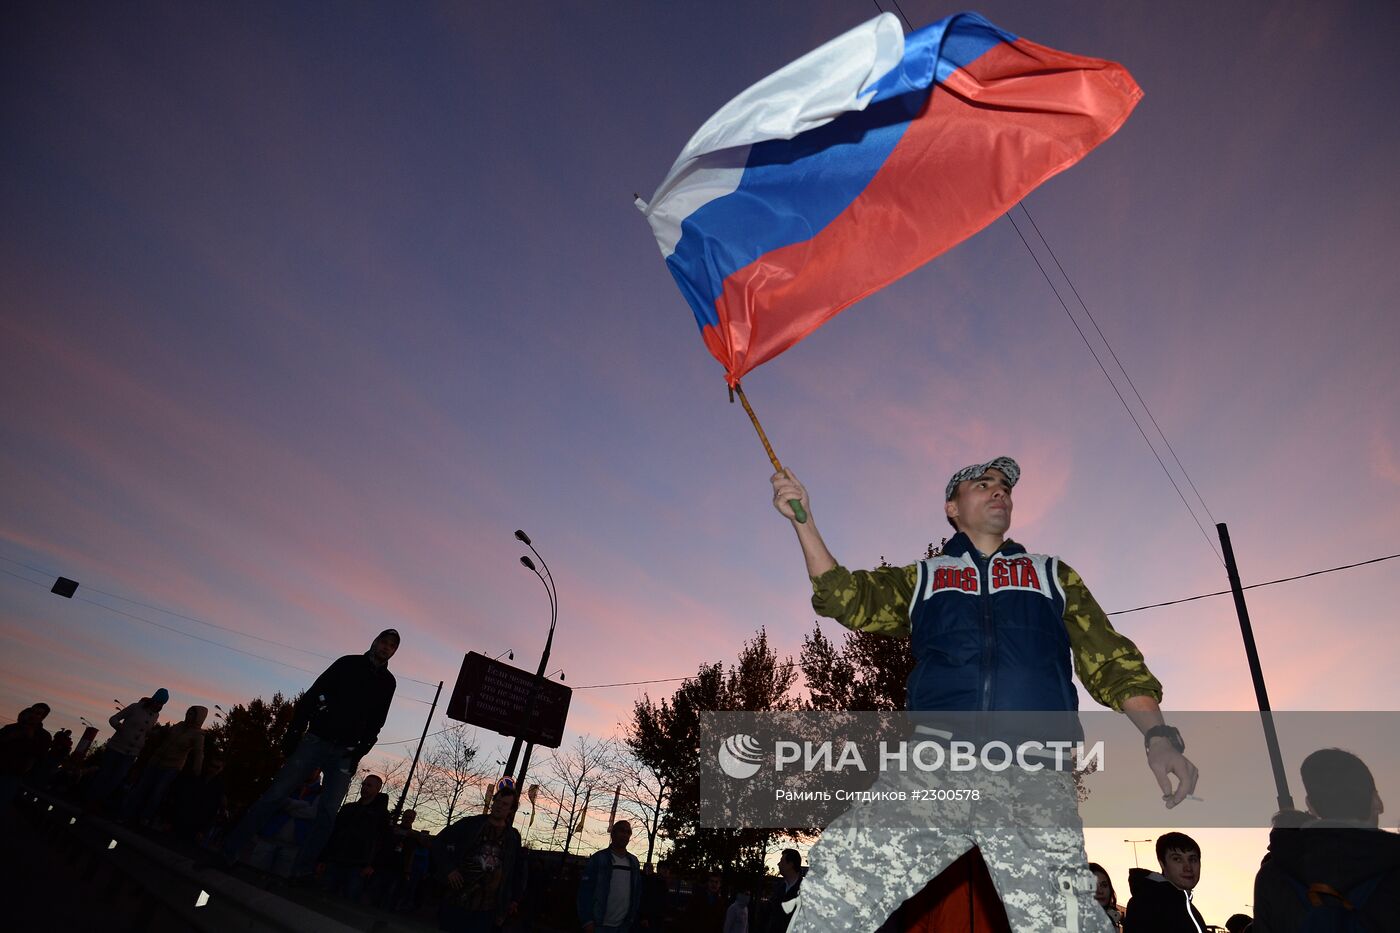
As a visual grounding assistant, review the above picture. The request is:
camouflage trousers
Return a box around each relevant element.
[789,763,1110,933]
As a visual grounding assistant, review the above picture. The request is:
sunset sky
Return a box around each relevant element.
[3,0,1397,920]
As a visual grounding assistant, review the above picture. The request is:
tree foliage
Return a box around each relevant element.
[203,691,301,814]
[799,624,913,711]
[628,628,799,877]
[799,548,939,712]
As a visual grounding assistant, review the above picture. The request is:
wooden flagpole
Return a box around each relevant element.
[733,382,807,523]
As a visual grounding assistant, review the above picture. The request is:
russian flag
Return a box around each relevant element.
[637,12,1142,386]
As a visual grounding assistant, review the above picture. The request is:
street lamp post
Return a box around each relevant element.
[1124,838,1153,868]
[502,530,557,789]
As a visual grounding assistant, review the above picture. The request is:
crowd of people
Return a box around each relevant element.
[0,627,812,932]
[6,670,1398,933]
[1073,746,1397,932]
[4,486,1396,933]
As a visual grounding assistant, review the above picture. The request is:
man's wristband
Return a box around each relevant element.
[1143,724,1185,753]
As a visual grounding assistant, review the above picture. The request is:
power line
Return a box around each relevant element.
[377,727,449,747]
[0,563,436,705]
[1106,552,1400,616]
[886,0,915,32]
[572,677,689,690]
[1017,202,1218,527]
[565,548,1400,685]
[0,553,443,689]
[7,547,1396,705]
[869,0,1221,562]
[1005,209,1225,564]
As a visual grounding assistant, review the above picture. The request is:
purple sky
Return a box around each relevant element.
[3,0,1397,916]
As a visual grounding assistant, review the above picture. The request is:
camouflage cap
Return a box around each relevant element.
[944,457,1020,501]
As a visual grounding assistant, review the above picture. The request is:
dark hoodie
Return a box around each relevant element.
[1252,821,1400,933]
[289,633,396,757]
[323,791,389,866]
[1123,868,1205,933]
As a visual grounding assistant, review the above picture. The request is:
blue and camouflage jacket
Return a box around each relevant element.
[811,532,1162,712]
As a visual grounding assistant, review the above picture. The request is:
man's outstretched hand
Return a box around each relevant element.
[1122,697,1200,809]
[1148,741,1199,808]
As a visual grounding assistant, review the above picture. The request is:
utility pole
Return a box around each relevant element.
[394,680,443,820]
[1217,522,1294,813]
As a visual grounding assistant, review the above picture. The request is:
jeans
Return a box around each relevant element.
[122,765,179,823]
[86,750,136,805]
[221,732,356,875]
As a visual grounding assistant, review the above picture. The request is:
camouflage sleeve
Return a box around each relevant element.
[810,563,916,638]
[1058,560,1163,711]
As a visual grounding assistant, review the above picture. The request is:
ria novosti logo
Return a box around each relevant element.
[716,735,1106,778]
[717,734,765,779]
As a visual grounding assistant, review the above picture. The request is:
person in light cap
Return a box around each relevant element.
[215,629,398,880]
[769,458,1198,932]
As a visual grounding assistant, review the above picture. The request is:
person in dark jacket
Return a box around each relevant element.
[368,807,419,908]
[1123,832,1206,933]
[640,860,680,930]
[322,774,389,902]
[578,819,642,932]
[33,726,71,788]
[214,629,398,878]
[1223,914,1251,933]
[168,755,227,844]
[1251,748,1399,932]
[766,849,803,933]
[686,873,727,932]
[0,703,52,810]
[433,781,525,932]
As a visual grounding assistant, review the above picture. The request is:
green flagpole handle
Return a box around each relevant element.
[788,499,808,524]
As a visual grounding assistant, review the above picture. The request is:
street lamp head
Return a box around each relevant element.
[520,555,536,571]
[514,529,532,545]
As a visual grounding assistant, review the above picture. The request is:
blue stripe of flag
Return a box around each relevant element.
[667,12,1016,331]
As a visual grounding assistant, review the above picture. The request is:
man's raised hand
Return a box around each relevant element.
[771,468,811,522]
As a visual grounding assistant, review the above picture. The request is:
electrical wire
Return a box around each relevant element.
[868,1,1222,562]
[0,562,437,705]
[7,549,1396,705]
[1006,209,1225,564]
[1017,202,1219,527]
[1106,552,1400,616]
[0,553,445,689]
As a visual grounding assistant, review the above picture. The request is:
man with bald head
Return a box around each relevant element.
[769,458,1198,932]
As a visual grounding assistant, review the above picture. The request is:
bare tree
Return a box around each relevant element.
[613,744,671,869]
[363,724,487,831]
[373,749,412,804]
[418,721,487,827]
[538,735,619,857]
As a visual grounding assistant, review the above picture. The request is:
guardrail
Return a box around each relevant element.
[15,786,375,932]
